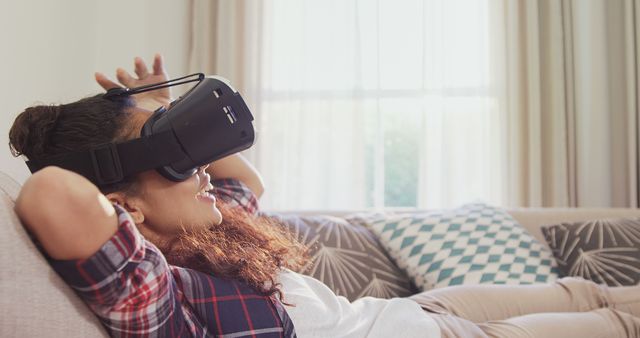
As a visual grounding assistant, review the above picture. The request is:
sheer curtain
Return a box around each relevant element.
[191,0,504,210]
[189,0,640,210]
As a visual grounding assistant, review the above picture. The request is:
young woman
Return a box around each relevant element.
[11,55,640,338]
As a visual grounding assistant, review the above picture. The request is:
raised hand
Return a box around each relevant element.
[95,54,172,111]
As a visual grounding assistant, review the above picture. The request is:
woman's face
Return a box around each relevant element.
[116,108,223,238]
[133,166,222,236]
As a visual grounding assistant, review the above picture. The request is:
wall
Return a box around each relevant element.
[0,0,191,183]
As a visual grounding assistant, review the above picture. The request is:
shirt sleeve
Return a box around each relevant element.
[49,205,191,337]
[212,178,260,215]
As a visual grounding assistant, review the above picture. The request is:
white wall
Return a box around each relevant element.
[0,0,191,183]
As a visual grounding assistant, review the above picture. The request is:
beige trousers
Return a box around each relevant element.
[409,277,640,338]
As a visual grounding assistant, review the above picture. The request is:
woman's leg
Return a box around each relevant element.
[604,284,640,317]
[427,308,640,338]
[409,277,640,323]
[475,308,640,338]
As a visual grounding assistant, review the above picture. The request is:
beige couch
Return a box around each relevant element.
[3,170,640,337]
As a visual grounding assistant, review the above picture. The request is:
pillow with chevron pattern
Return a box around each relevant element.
[268,214,418,301]
[349,203,559,290]
[541,218,640,286]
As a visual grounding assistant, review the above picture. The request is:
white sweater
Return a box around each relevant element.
[277,270,441,338]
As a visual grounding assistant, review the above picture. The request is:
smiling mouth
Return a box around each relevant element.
[196,182,216,202]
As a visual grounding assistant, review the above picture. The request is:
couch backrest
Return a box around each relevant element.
[4,168,640,336]
[0,171,108,337]
[280,208,640,250]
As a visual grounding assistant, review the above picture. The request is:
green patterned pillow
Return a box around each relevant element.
[349,203,559,290]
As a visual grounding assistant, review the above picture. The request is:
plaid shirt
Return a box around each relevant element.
[212,178,260,215]
[50,179,295,338]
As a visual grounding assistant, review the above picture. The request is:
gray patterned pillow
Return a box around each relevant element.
[541,218,640,286]
[270,214,418,301]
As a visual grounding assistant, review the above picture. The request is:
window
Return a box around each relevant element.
[249,0,502,210]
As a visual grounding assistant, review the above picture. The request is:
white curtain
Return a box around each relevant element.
[189,0,640,211]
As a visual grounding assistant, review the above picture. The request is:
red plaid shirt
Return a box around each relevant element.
[50,179,295,338]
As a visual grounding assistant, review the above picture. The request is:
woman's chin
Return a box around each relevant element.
[211,207,223,225]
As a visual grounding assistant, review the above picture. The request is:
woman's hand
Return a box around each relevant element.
[95,54,172,111]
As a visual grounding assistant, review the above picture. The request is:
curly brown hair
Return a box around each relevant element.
[9,94,308,302]
[163,202,307,303]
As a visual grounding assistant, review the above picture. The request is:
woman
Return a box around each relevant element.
[10,55,640,338]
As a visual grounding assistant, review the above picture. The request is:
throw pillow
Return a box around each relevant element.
[270,214,418,301]
[351,203,559,290]
[541,218,640,286]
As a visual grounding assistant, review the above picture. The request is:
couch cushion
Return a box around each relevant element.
[0,171,108,337]
[354,203,559,290]
[272,214,417,301]
[542,218,640,286]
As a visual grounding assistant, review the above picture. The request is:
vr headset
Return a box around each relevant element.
[25,74,255,187]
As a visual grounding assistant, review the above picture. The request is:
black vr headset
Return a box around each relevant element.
[25,74,256,187]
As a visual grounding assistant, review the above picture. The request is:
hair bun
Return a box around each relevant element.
[9,105,62,159]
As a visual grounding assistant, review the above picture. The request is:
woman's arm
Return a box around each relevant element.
[17,167,192,336]
[15,166,118,260]
[207,153,265,198]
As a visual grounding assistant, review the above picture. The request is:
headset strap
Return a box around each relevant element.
[26,130,185,186]
[104,73,204,99]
